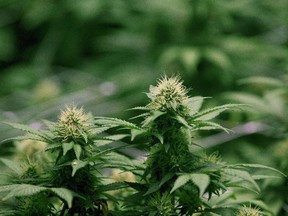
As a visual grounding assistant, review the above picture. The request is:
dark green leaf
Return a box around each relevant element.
[142,111,165,127]
[62,142,74,156]
[97,182,128,192]
[73,144,82,160]
[71,160,88,177]
[50,188,75,208]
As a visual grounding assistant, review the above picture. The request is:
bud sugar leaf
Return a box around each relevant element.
[142,111,165,127]
[62,142,74,156]
[71,160,88,177]
[73,144,82,160]
[173,115,190,128]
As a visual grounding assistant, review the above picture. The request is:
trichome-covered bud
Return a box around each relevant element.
[56,106,93,142]
[236,205,263,216]
[147,76,189,111]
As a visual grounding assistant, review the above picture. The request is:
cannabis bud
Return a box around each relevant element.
[236,205,263,216]
[147,76,189,111]
[56,106,93,143]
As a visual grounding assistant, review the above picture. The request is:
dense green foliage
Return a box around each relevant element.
[0,0,288,215]
[0,76,284,215]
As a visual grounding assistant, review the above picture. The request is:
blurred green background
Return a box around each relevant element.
[0,0,288,214]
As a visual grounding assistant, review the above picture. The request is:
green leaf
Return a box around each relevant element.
[144,182,161,196]
[192,121,230,132]
[130,112,150,120]
[252,175,281,180]
[225,182,259,194]
[171,173,210,196]
[101,192,119,204]
[78,128,88,143]
[0,158,21,175]
[0,209,16,216]
[42,120,56,131]
[50,188,75,208]
[89,143,138,165]
[1,134,49,143]
[187,96,207,116]
[97,182,128,192]
[232,164,286,177]
[131,129,144,141]
[2,122,52,142]
[1,184,46,200]
[73,144,82,160]
[153,133,164,144]
[125,182,147,191]
[173,115,190,128]
[0,185,21,193]
[71,160,88,177]
[145,173,174,196]
[223,168,260,193]
[94,134,128,147]
[192,104,243,121]
[95,117,141,130]
[189,173,210,196]
[105,134,129,141]
[90,126,111,135]
[142,111,165,127]
[62,142,74,156]
[44,143,62,151]
[102,152,135,170]
[128,106,150,111]
[170,174,191,193]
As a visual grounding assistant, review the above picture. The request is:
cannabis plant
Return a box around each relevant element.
[0,106,131,215]
[95,76,283,215]
[0,76,284,216]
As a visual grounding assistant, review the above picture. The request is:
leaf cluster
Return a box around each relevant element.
[0,76,284,216]
[0,107,132,215]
